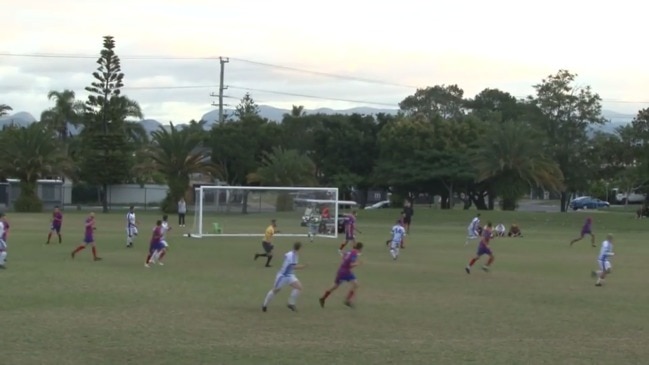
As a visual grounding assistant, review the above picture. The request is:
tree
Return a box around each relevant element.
[472,120,564,210]
[0,104,13,117]
[40,89,84,141]
[0,123,72,211]
[233,93,260,120]
[529,69,606,212]
[399,84,465,120]
[142,123,219,213]
[247,146,317,211]
[80,35,140,212]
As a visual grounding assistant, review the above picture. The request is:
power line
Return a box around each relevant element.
[2,51,649,104]
[226,86,398,107]
[229,57,418,89]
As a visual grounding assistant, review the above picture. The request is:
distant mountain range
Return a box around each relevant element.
[0,105,635,136]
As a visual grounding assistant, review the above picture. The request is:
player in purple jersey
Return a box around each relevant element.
[320,242,364,308]
[47,206,63,244]
[465,222,495,274]
[145,220,164,268]
[570,217,595,247]
[71,212,101,261]
[338,211,361,255]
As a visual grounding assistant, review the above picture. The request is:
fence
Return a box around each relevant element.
[63,184,168,211]
[0,180,65,211]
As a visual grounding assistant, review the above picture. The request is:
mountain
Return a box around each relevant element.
[0,107,636,135]
[0,112,37,127]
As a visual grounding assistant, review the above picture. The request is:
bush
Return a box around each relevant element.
[275,192,294,212]
[14,182,43,212]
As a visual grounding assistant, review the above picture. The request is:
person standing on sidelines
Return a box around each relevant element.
[0,213,7,269]
[177,198,187,227]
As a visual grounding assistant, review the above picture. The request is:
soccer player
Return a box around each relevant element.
[338,210,360,255]
[465,213,481,245]
[465,221,494,274]
[388,221,406,260]
[71,213,101,261]
[150,215,171,265]
[145,220,164,268]
[591,234,615,286]
[570,217,595,247]
[47,206,63,244]
[262,241,305,312]
[0,213,7,269]
[401,201,414,234]
[255,219,278,267]
[319,242,364,308]
[494,223,506,237]
[126,206,139,248]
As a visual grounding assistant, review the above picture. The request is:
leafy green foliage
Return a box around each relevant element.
[0,123,72,211]
[0,104,12,117]
[143,123,218,213]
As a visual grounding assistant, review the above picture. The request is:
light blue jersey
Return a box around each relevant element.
[391,224,406,244]
[278,250,298,276]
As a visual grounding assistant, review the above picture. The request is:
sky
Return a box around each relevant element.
[1,0,648,123]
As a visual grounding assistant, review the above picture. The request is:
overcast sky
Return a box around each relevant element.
[2,0,648,122]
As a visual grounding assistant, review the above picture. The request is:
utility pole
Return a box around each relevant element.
[210,57,229,123]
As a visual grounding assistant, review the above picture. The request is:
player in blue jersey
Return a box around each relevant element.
[319,242,364,308]
[591,234,615,286]
[388,220,406,260]
[262,242,306,312]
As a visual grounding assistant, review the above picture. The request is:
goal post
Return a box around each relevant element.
[189,186,342,239]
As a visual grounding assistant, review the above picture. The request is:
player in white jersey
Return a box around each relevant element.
[388,220,406,260]
[126,206,138,248]
[0,213,7,269]
[150,215,171,265]
[494,223,506,237]
[465,214,481,245]
[262,242,305,312]
[591,234,615,287]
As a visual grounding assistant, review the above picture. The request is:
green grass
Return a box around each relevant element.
[2,207,649,364]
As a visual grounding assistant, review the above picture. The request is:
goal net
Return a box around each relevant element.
[189,186,341,239]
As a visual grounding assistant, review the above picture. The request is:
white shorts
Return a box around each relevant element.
[390,240,401,249]
[273,274,298,290]
[161,240,169,248]
[127,226,138,237]
[467,229,478,239]
[598,259,612,272]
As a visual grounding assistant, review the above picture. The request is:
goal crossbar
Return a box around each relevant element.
[189,186,341,239]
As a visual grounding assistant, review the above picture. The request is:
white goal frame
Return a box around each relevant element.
[190,186,340,238]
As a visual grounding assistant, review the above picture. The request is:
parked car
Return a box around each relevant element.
[569,197,610,210]
[613,189,646,204]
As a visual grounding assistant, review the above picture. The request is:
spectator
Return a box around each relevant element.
[178,198,187,227]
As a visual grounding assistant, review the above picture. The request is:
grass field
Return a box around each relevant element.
[2,206,649,364]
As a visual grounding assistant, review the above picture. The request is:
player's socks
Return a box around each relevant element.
[58,234,62,244]
[47,232,52,244]
[263,290,275,307]
[321,290,332,300]
[91,246,98,259]
[339,243,346,251]
[159,251,166,261]
[145,253,153,264]
[390,249,397,260]
[468,258,478,267]
[254,253,267,260]
[288,288,300,306]
[265,256,272,267]
[486,257,494,266]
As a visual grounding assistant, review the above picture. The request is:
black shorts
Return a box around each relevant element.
[403,217,412,224]
[262,241,274,253]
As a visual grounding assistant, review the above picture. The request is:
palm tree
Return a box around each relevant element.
[0,123,73,211]
[40,90,84,141]
[0,104,12,117]
[472,120,564,210]
[247,146,317,211]
[139,123,219,212]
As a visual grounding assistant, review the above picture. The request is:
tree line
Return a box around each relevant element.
[1,35,649,213]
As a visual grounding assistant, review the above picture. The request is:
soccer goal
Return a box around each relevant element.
[189,186,344,239]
